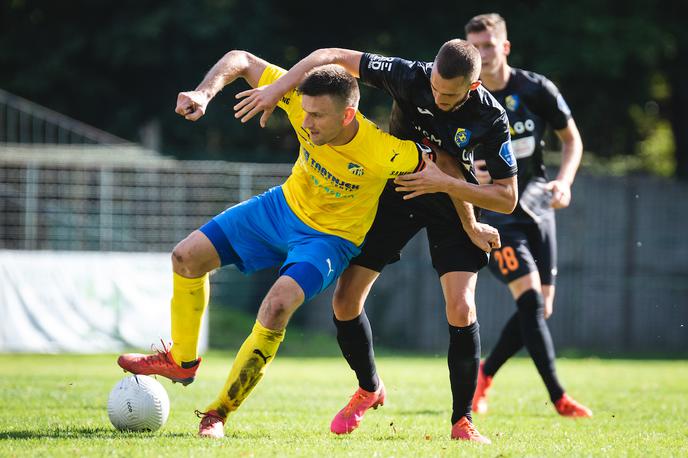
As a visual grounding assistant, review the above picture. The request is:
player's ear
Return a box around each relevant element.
[342,106,357,126]
[504,39,511,56]
[469,81,482,91]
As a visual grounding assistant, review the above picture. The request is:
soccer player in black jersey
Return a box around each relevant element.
[235,40,518,443]
[465,13,592,418]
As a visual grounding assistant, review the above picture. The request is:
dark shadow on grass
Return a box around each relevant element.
[330,434,409,442]
[0,427,189,440]
[556,348,688,360]
[394,409,443,416]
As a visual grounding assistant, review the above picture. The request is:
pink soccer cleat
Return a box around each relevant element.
[196,410,226,438]
[330,380,386,434]
[555,393,593,418]
[451,416,491,444]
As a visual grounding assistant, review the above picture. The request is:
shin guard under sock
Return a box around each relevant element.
[515,289,564,402]
[448,321,481,424]
[334,311,379,392]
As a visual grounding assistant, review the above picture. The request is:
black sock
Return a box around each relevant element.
[180,359,200,369]
[448,321,480,424]
[483,312,523,377]
[334,311,379,392]
[515,289,565,403]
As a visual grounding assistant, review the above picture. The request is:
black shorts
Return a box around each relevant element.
[351,183,488,276]
[483,209,558,286]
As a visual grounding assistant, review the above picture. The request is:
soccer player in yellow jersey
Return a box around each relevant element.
[116,50,487,438]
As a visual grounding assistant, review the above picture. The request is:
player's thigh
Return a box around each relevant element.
[439,271,478,327]
[283,232,360,298]
[351,185,424,272]
[332,264,380,320]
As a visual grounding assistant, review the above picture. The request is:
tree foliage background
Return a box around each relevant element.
[2,0,686,179]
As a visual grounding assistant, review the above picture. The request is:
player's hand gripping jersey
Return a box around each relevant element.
[358,53,517,189]
[259,65,428,245]
[477,68,572,223]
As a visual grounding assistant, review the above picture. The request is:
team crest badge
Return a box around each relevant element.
[348,162,364,176]
[505,94,520,111]
[454,128,472,148]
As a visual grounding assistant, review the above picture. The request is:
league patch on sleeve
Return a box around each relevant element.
[499,140,516,167]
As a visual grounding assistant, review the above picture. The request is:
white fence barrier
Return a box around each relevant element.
[0,250,207,353]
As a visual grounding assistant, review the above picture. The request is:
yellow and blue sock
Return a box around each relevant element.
[205,320,285,418]
[170,272,209,365]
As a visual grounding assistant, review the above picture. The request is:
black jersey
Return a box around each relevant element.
[479,68,572,222]
[359,53,517,186]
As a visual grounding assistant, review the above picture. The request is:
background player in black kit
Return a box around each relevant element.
[235,40,518,443]
[465,13,592,417]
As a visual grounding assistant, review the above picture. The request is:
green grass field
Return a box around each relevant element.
[0,354,686,457]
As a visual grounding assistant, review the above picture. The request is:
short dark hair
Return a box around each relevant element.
[434,39,481,81]
[465,13,508,40]
[298,64,360,108]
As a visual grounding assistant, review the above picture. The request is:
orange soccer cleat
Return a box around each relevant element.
[117,341,201,386]
[555,393,593,418]
[330,380,386,435]
[472,360,493,414]
[451,416,491,444]
[196,410,226,438]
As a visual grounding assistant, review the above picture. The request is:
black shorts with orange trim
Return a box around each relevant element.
[485,210,558,285]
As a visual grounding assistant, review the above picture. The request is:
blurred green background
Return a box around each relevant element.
[2,0,686,178]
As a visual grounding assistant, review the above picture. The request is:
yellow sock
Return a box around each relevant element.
[170,272,209,364]
[205,320,285,418]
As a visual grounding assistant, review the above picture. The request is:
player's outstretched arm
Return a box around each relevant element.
[394,155,518,214]
[234,48,364,127]
[175,50,269,122]
[548,119,583,209]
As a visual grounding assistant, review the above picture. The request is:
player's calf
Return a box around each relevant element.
[472,360,493,414]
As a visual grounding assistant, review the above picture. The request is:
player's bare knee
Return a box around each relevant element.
[171,244,203,278]
[259,294,298,329]
[263,300,291,322]
[446,299,477,327]
[332,290,363,321]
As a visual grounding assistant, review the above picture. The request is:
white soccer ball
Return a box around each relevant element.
[107,375,170,432]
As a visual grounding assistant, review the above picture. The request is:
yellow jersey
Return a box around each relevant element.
[258,64,425,245]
